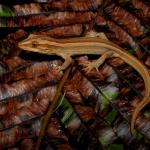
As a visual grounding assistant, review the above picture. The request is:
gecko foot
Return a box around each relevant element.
[53,56,72,74]
[83,61,100,73]
[83,51,114,73]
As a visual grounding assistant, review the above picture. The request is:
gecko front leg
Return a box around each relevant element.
[83,51,114,73]
[56,53,72,72]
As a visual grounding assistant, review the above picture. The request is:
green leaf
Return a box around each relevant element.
[144,111,150,119]
[60,97,77,127]
[128,48,135,54]
[0,5,15,17]
[100,95,110,112]
[136,132,143,141]
[107,144,124,150]
[0,46,12,59]
[105,108,118,124]
[121,44,135,55]
[144,26,150,36]
[98,129,116,147]
[102,86,119,100]
[100,86,119,111]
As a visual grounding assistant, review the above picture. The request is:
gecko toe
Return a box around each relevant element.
[82,61,99,73]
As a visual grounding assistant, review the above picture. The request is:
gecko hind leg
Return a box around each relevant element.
[83,51,114,73]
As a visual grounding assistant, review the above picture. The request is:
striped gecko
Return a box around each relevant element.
[18,34,150,134]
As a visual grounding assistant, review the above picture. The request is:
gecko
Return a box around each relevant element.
[18,34,150,134]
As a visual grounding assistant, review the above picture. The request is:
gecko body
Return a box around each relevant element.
[18,34,150,134]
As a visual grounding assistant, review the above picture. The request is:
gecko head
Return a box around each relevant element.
[18,34,59,54]
[18,34,40,50]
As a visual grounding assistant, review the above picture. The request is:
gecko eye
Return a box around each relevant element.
[32,41,38,48]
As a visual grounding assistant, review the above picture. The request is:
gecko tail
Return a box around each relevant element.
[131,96,150,134]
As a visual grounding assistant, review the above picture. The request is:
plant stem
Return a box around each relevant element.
[35,66,72,150]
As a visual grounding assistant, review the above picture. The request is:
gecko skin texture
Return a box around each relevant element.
[18,34,150,134]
